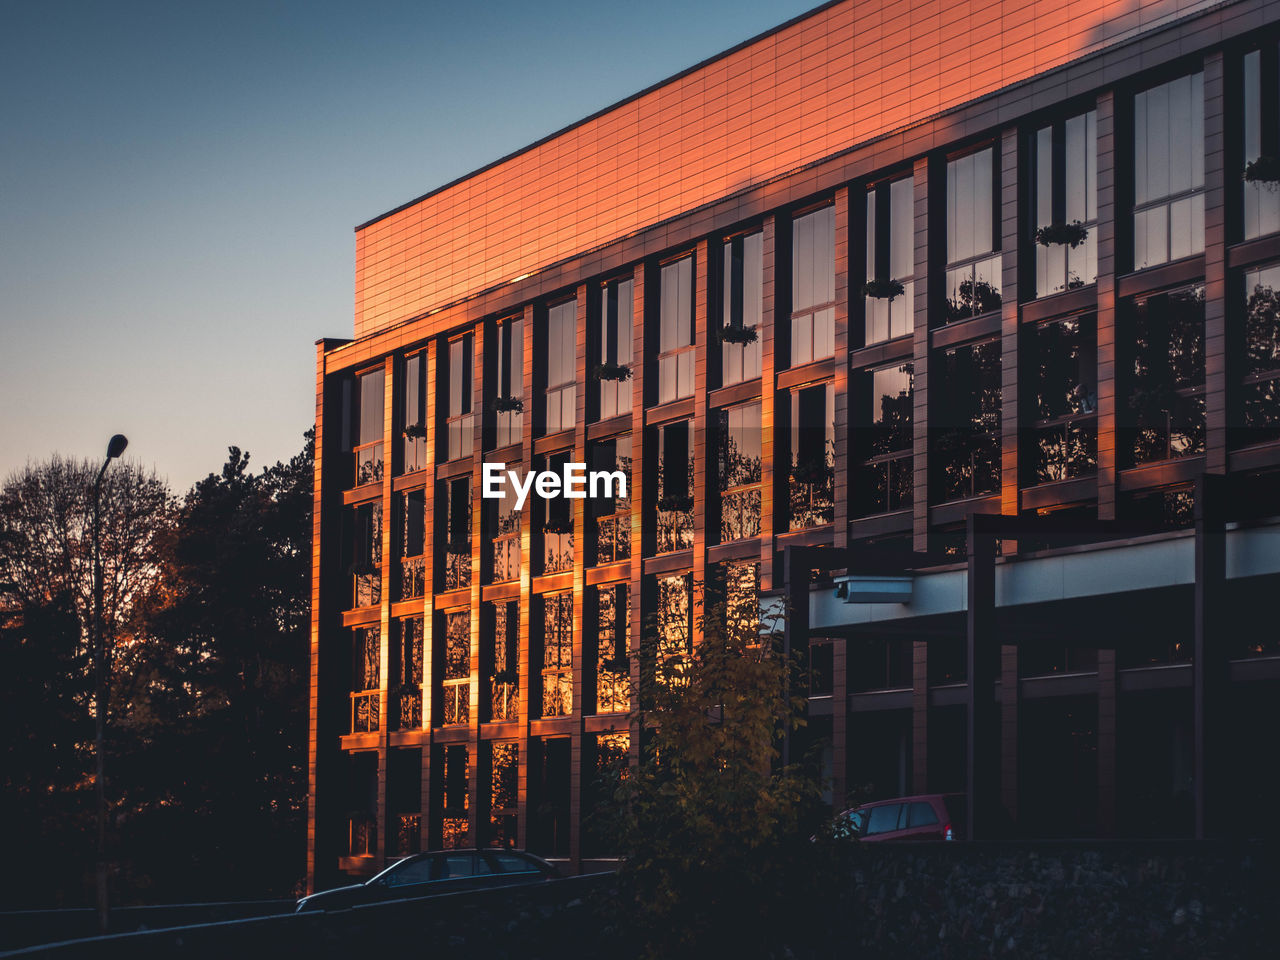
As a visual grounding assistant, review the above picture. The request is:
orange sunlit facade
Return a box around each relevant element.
[311,0,1280,889]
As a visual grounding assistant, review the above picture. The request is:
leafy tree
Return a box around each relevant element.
[596,574,839,959]
[117,433,313,901]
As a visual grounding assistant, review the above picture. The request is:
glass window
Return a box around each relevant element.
[788,383,835,530]
[543,300,577,434]
[487,601,520,723]
[909,801,939,827]
[350,625,380,733]
[445,334,474,461]
[486,743,519,847]
[439,477,471,591]
[488,466,522,583]
[716,402,762,542]
[441,610,470,726]
[494,316,524,449]
[398,488,426,600]
[350,500,382,608]
[654,572,692,687]
[349,366,385,486]
[440,744,469,848]
[856,363,913,515]
[1239,263,1280,447]
[593,583,631,715]
[865,176,914,343]
[809,640,834,696]
[1125,284,1206,464]
[589,436,632,565]
[1033,111,1098,296]
[718,560,760,648]
[402,351,428,473]
[864,803,903,836]
[1134,72,1205,269]
[541,592,573,718]
[945,148,1002,322]
[654,420,694,553]
[658,257,695,403]
[933,339,1001,501]
[721,232,763,385]
[393,616,424,730]
[791,205,836,365]
[1243,46,1280,240]
[596,278,634,419]
[1029,315,1098,482]
[537,451,574,575]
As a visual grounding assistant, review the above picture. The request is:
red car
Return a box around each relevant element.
[834,793,966,842]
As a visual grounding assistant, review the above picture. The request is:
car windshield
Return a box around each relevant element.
[377,856,433,887]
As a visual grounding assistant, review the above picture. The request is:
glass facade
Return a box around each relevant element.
[544,300,577,434]
[597,278,634,419]
[865,176,914,342]
[791,205,836,364]
[945,147,1001,322]
[1133,73,1204,270]
[1125,284,1206,464]
[658,256,695,403]
[857,363,913,515]
[1033,111,1098,296]
[721,231,763,384]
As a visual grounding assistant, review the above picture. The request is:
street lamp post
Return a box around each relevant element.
[93,434,127,935]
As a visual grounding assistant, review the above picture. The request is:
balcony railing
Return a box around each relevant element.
[351,690,380,733]
[354,442,384,487]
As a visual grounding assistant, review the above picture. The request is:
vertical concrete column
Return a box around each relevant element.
[911,156,933,553]
[1193,473,1227,839]
[377,355,395,862]
[1096,647,1117,836]
[420,338,439,853]
[1095,92,1119,520]
[569,284,590,872]
[999,128,1020,528]
[1203,53,1228,474]
[516,305,536,849]
[999,644,1018,826]
[965,519,998,840]
[833,187,851,549]
[759,217,778,593]
[466,321,485,848]
[692,241,709,649]
[628,266,647,773]
[306,341,330,893]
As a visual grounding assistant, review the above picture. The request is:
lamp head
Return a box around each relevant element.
[106,435,128,460]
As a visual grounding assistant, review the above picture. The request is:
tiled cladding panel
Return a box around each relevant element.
[354,0,1222,338]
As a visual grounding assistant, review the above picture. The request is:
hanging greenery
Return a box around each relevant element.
[491,395,524,413]
[1034,221,1089,248]
[1244,155,1280,187]
[594,361,633,381]
[720,324,759,344]
[862,278,906,300]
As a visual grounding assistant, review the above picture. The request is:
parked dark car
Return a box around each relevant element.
[832,793,966,842]
[296,848,560,912]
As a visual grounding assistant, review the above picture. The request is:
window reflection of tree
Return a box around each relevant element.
[591,438,632,564]
[443,477,471,591]
[490,469,521,582]
[860,363,913,514]
[1127,285,1205,464]
[488,742,519,847]
[542,592,573,717]
[540,454,574,574]
[933,340,1001,501]
[488,602,519,722]
[789,384,834,529]
[655,422,694,553]
[394,616,424,730]
[718,404,762,542]
[441,744,469,849]
[442,611,470,725]
[655,573,692,689]
[351,625,380,732]
[1030,316,1098,483]
[596,584,631,714]
[1241,268,1280,447]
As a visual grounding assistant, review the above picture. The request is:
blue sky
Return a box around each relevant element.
[0,0,819,491]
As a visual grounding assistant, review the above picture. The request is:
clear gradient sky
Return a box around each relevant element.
[0,0,819,492]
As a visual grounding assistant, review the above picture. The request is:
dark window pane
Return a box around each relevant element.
[933,340,1001,501]
[1126,285,1205,464]
[1133,73,1204,269]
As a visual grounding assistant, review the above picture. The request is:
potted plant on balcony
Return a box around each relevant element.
[492,395,524,413]
[1244,155,1280,188]
[1034,220,1089,248]
[720,323,759,344]
[862,277,906,300]
[594,361,633,381]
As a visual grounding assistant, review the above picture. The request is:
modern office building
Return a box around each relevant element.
[309,0,1280,889]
